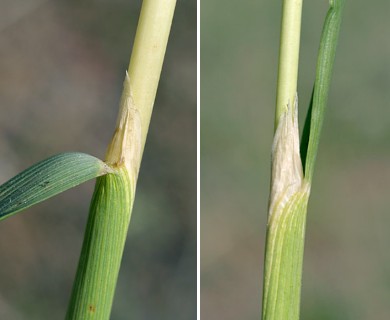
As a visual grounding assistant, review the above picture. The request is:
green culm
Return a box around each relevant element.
[261,0,345,319]
[0,1,177,319]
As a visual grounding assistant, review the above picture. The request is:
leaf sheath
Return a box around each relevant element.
[66,167,133,320]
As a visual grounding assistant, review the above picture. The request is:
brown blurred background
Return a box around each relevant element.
[0,1,196,319]
[201,1,390,319]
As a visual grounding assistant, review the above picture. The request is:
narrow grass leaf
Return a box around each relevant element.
[299,88,313,170]
[301,0,345,182]
[0,152,112,220]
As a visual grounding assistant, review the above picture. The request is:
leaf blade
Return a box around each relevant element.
[0,152,111,220]
[302,0,346,182]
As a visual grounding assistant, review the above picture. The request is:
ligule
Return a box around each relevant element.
[66,166,133,320]
[269,95,307,222]
[105,72,142,187]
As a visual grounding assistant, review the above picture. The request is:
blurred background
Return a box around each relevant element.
[201,1,389,319]
[0,1,196,319]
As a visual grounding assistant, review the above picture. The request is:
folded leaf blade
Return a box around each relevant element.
[0,152,112,220]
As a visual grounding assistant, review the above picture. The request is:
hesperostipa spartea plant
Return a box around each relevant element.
[0,1,177,319]
[261,0,345,319]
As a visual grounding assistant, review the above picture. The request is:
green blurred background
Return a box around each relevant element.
[201,1,389,319]
[0,1,196,319]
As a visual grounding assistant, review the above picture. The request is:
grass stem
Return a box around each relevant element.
[262,1,345,319]
[128,0,177,156]
[66,1,177,319]
[274,0,303,129]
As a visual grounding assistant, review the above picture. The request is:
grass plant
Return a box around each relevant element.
[0,1,177,319]
[261,1,345,319]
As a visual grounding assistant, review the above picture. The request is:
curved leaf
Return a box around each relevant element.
[0,152,112,220]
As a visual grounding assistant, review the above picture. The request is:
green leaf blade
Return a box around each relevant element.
[0,152,112,220]
[302,0,346,182]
